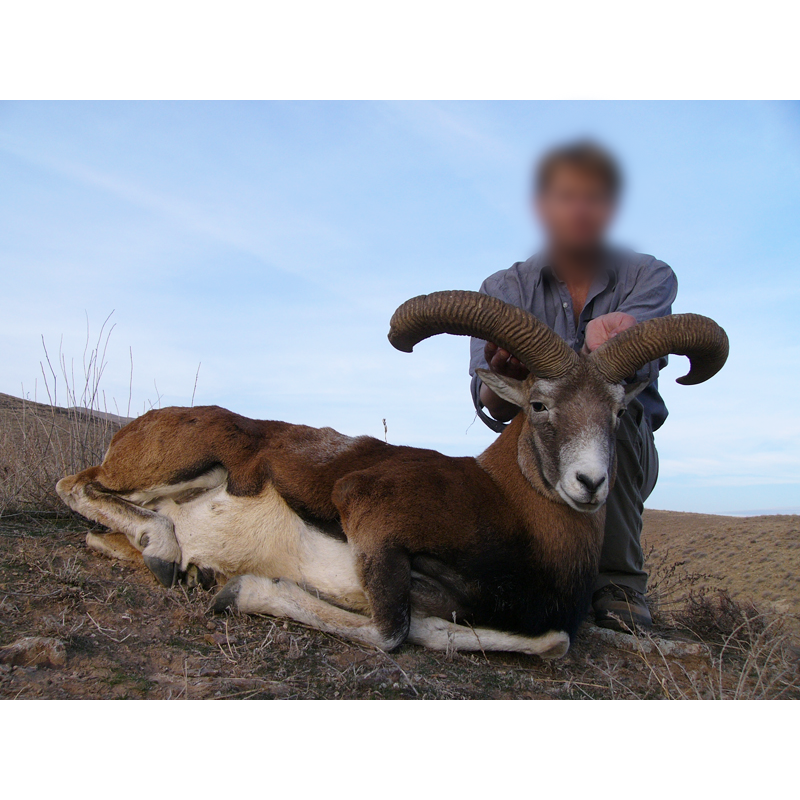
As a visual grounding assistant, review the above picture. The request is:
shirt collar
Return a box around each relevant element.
[534,246,619,290]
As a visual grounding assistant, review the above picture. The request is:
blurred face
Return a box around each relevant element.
[535,165,616,255]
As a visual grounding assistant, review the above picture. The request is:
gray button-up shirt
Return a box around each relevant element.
[469,249,678,433]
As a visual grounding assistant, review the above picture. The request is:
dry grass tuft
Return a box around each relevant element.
[0,316,133,515]
[631,548,800,699]
[674,589,764,647]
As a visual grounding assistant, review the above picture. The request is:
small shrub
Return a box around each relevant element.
[0,315,132,515]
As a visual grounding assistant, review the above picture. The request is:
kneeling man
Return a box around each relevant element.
[470,141,677,631]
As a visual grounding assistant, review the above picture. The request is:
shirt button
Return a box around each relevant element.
[562,301,569,308]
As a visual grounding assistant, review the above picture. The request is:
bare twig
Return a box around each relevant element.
[191,363,201,408]
[86,611,132,643]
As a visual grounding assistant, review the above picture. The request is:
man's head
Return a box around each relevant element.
[533,140,622,257]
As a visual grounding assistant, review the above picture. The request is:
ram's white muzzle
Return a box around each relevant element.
[555,431,610,513]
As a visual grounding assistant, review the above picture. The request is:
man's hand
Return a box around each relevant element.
[583,312,637,354]
[484,341,530,380]
[479,342,529,422]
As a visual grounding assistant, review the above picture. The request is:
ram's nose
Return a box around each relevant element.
[576,472,606,495]
[559,467,610,512]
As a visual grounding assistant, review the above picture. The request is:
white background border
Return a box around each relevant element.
[2,1,799,100]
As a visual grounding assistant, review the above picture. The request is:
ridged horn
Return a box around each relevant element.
[590,313,729,385]
[388,290,578,379]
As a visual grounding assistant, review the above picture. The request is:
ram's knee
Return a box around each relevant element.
[55,475,77,500]
[57,467,104,501]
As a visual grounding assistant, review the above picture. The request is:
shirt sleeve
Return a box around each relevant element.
[468,268,525,432]
[615,257,679,386]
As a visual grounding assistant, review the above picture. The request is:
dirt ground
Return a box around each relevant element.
[1,512,798,700]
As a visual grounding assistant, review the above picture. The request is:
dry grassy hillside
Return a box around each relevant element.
[0,392,130,514]
[643,509,800,620]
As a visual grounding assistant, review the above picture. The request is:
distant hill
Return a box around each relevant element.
[723,508,800,517]
[0,391,133,426]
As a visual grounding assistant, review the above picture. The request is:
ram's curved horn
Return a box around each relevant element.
[590,313,729,386]
[388,290,578,379]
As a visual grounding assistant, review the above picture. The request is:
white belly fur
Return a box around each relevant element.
[147,476,367,613]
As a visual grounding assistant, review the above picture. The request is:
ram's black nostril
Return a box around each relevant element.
[576,473,606,494]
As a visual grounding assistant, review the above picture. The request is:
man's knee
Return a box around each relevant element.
[614,400,658,501]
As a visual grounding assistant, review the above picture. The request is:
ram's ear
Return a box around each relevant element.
[623,380,650,406]
[476,368,528,408]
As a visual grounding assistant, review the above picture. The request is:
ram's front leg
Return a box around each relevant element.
[56,469,183,587]
[353,544,412,651]
[332,475,414,651]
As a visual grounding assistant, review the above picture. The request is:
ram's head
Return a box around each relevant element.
[389,291,728,513]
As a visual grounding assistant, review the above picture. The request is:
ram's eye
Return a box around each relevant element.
[531,402,548,413]
[616,408,626,419]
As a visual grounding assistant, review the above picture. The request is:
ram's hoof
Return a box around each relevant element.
[212,578,242,613]
[185,563,216,590]
[143,555,180,588]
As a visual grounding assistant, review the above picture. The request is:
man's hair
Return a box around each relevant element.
[534,140,623,199]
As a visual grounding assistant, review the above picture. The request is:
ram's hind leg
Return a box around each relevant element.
[213,575,397,651]
[57,469,182,587]
[408,616,570,659]
[86,531,142,562]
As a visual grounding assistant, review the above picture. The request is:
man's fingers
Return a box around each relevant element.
[489,351,530,380]
[585,312,638,353]
[490,348,516,373]
[484,341,530,379]
[609,320,636,338]
[606,313,637,334]
[489,348,510,371]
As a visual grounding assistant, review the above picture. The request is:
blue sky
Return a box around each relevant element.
[1,101,798,514]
